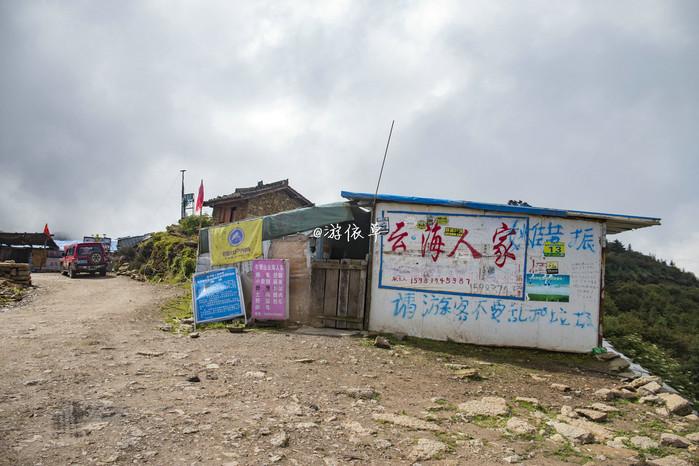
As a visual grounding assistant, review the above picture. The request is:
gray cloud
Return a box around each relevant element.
[1,0,697,273]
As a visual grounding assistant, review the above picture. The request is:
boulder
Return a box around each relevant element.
[408,438,448,461]
[607,357,630,372]
[506,417,536,435]
[624,375,661,390]
[640,395,662,405]
[374,336,391,349]
[646,456,691,466]
[588,403,619,413]
[594,388,616,401]
[270,431,289,448]
[660,433,691,448]
[595,351,620,361]
[457,397,509,417]
[549,421,594,444]
[685,432,699,443]
[575,408,608,422]
[629,435,659,450]
[658,393,693,416]
[638,381,663,395]
[564,417,614,442]
[560,405,578,418]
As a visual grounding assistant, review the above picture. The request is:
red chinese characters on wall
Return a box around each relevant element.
[387,218,517,268]
[387,221,408,252]
[492,222,516,268]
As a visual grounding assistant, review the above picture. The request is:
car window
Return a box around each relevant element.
[67,247,74,256]
[78,246,102,255]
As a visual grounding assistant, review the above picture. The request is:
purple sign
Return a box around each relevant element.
[251,259,289,320]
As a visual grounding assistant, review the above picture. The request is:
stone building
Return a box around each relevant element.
[204,179,313,224]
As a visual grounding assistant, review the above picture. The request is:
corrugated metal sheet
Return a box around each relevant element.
[340,191,660,234]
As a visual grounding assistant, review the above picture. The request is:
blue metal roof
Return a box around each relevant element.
[340,191,661,234]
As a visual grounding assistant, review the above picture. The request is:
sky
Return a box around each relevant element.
[1,1,697,274]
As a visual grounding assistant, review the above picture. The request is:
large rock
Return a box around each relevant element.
[564,417,613,442]
[549,421,594,444]
[575,408,607,422]
[629,435,659,450]
[593,387,636,401]
[686,432,699,443]
[594,388,616,401]
[607,357,631,372]
[638,381,663,395]
[408,438,448,461]
[647,456,691,466]
[589,403,619,413]
[658,393,693,416]
[270,431,289,448]
[660,433,691,448]
[624,375,662,390]
[457,397,509,417]
[506,417,536,435]
[371,413,442,431]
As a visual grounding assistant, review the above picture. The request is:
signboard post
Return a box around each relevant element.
[251,259,289,321]
[192,267,246,326]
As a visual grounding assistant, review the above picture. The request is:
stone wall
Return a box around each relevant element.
[0,262,32,286]
[246,191,306,218]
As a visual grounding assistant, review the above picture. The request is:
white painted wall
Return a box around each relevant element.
[368,202,604,353]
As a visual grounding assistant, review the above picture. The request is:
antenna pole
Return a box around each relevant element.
[373,120,394,207]
[180,169,186,220]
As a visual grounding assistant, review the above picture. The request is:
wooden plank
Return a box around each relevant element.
[312,261,365,271]
[346,268,362,330]
[336,267,350,329]
[356,265,367,330]
[323,268,340,328]
[311,267,327,327]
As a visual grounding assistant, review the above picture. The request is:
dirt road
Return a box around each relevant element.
[1,274,696,465]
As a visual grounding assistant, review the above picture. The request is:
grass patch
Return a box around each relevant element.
[550,442,593,464]
[433,432,458,452]
[470,415,508,429]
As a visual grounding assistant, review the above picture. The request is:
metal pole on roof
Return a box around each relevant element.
[373,120,394,208]
[180,169,186,220]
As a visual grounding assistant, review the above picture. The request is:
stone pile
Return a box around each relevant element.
[0,261,31,286]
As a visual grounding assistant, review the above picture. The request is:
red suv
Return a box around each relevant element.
[62,243,108,278]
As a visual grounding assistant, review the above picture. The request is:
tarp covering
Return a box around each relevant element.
[198,202,363,254]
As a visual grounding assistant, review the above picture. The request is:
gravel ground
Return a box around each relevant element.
[0,274,696,466]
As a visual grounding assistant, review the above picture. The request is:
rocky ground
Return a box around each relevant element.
[0,274,697,466]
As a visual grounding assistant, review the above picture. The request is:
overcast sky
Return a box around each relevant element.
[1,1,697,273]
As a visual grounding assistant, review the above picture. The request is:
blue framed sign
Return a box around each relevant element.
[192,267,246,325]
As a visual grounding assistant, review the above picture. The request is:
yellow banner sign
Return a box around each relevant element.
[209,219,263,265]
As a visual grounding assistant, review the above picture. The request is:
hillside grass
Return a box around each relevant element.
[604,240,699,403]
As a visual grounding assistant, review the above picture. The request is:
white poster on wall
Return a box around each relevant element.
[370,204,604,353]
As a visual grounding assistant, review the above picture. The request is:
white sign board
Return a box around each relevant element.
[369,203,603,353]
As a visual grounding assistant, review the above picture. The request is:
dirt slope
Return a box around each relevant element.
[0,275,697,466]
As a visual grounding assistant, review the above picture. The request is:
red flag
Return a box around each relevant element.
[195,179,204,214]
[43,223,51,236]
